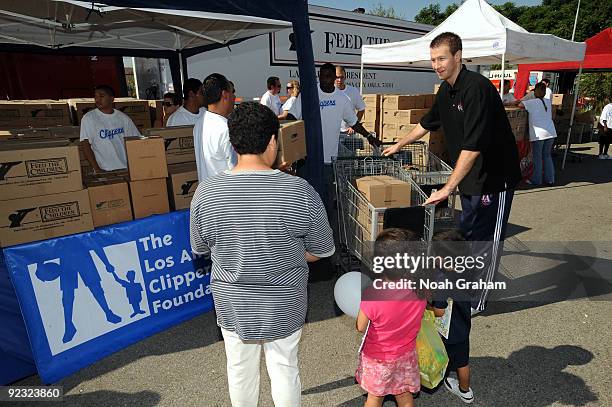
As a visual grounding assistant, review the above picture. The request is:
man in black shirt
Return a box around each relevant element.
[384,32,521,313]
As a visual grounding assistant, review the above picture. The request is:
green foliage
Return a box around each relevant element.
[578,73,612,112]
[368,3,405,20]
[414,3,459,25]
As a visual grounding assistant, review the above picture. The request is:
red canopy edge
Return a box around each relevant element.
[515,28,611,98]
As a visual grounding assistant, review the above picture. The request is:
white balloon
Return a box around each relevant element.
[334,272,371,318]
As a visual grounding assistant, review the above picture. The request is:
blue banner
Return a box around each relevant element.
[3,210,213,384]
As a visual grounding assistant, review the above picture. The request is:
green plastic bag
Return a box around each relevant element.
[416,310,449,389]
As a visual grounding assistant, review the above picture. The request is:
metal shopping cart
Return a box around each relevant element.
[333,156,435,272]
[337,137,456,224]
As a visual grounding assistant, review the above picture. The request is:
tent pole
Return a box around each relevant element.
[499,53,506,97]
[178,51,185,82]
[562,63,583,170]
[360,59,364,94]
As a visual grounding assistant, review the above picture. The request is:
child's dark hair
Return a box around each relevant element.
[374,228,427,298]
[431,229,470,271]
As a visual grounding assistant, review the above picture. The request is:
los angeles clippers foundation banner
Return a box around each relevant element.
[3,210,213,383]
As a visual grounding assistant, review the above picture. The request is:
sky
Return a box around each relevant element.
[309,0,543,21]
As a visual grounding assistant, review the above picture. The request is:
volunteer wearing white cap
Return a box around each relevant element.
[80,85,141,173]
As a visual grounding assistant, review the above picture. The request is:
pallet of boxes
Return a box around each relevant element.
[369,93,449,164]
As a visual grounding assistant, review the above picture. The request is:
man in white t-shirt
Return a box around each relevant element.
[193,73,238,181]
[80,85,141,173]
[260,76,283,115]
[335,66,366,134]
[599,98,612,159]
[167,78,206,126]
[541,78,553,100]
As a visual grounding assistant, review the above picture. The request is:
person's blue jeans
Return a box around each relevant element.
[530,138,555,185]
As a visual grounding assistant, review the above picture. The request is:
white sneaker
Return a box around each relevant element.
[444,376,474,404]
[606,155,612,160]
[470,307,483,316]
[598,155,607,160]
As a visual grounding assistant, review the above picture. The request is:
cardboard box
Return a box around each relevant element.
[129,178,169,219]
[0,128,53,141]
[361,121,379,136]
[382,95,425,110]
[167,163,199,210]
[86,177,133,227]
[362,94,381,109]
[428,130,449,161]
[277,120,306,165]
[143,126,195,164]
[0,100,71,128]
[380,123,417,141]
[0,189,93,247]
[383,109,428,124]
[362,107,379,122]
[0,141,82,200]
[356,175,411,208]
[125,136,168,181]
[422,94,436,109]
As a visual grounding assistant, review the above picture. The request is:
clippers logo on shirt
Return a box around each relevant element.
[457,103,464,112]
[320,100,336,110]
[481,194,492,207]
[99,127,126,140]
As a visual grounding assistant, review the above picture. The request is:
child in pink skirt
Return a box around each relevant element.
[355,229,427,407]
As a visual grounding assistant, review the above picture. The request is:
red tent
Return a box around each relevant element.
[515,28,611,97]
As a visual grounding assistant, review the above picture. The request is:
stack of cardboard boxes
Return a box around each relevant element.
[0,100,72,129]
[144,126,200,211]
[125,136,170,219]
[380,94,435,143]
[0,140,93,247]
[68,98,152,132]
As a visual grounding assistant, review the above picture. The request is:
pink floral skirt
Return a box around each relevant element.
[355,349,420,396]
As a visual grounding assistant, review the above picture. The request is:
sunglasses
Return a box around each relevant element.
[335,76,345,79]
[163,101,175,107]
[286,86,294,90]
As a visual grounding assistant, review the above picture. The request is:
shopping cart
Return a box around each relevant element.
[337,137,456,224]
[382,141,456,223]
[333,156,435,271]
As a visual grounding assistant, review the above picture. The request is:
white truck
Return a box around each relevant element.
[187,5,438,100]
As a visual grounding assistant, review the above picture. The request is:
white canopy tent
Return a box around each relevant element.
[0,0,291,82]
[361,0,586,169]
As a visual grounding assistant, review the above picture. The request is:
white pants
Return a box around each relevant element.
[221,328,302,407]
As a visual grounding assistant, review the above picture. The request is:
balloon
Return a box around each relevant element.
[334,272,371,318]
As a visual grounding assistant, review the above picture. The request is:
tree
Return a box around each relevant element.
[414,3,459,25]
[578,73,612,112]
[368,3,405,20]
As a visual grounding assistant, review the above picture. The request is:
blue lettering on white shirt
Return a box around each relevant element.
[99,127,126,139]
[319,100,336,110]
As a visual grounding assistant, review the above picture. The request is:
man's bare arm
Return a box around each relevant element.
[80,140,103,173]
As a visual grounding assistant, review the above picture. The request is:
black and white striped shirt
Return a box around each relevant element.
[190,169,335,341]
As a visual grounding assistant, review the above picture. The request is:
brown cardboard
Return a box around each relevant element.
[382,95,425,110]
[0,141,82,200]
[397,124,417,138]
[380,123,417,141]
[0,100,71,128]
[167,163,199,210]
[143,126,195,164]
[0,189,93,247]
[125,136,168,181]
[383,109,428,124]
[422,94,436,109]
[276,120,306,165]
[69,98,151,129]
[362,94,381,109]
[362,107,379,122]
[86,177,133,227]
[129,178,169,219]
[356,175,411,208]
[149,100,163,128]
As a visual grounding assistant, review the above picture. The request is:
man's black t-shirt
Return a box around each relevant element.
[420,66,522,195]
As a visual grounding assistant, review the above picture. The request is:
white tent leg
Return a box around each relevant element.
[499,53,505,97]
[359,59,364,94]
[178,51,185,82]
[562,63,583,170]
